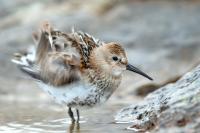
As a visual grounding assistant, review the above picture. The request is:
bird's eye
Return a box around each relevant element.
[112,56,118,61]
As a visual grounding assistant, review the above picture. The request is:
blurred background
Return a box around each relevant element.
[0,0,200,132]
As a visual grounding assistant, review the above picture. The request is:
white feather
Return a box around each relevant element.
[12,46,36,66]
[37,81,105,108]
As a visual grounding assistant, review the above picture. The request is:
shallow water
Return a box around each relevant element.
[0,102,132,133]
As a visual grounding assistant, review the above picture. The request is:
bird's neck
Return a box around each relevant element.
[84,68,122,92]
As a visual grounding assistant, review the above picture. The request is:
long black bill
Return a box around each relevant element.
[126,64,153,80]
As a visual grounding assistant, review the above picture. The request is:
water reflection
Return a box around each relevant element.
[69,122,80,133]
[0,103,131,133]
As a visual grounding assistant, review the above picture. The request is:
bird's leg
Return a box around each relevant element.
[68,107,75,122]
[76,109,80,122]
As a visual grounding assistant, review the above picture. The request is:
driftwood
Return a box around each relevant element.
[115,65,200,132]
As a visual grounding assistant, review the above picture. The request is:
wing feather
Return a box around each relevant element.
[12,21,104,87]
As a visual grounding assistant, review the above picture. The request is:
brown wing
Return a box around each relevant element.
[31,21,54,65]
[40,52,80,86]
[13,22,81,86]
[13,21,103,86]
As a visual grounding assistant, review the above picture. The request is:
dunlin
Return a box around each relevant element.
[12,22,153,122]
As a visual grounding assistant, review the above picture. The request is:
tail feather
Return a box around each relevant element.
[19,65,42,81]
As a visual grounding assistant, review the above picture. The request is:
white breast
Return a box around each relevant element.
[37,81,103,107]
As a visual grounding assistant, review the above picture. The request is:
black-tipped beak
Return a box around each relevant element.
[126,64,153,80]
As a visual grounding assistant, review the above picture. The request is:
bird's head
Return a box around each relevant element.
[91,42,153,80]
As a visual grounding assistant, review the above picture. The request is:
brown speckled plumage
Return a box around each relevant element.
[12,21,152,122]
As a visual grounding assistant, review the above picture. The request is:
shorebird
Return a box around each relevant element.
[12,22,153,122]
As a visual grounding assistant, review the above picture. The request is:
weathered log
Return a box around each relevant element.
[115,65,200,132]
